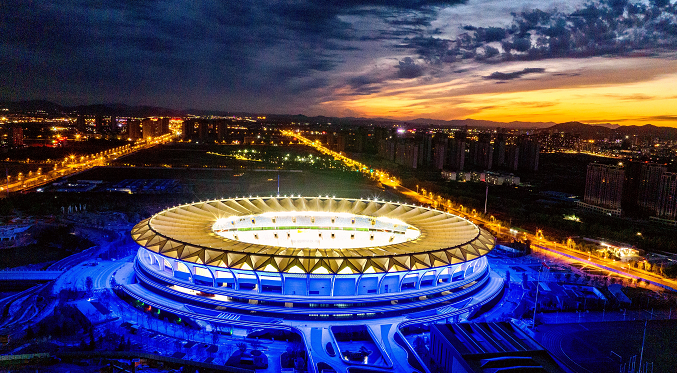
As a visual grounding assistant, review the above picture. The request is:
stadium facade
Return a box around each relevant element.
[120,196,504,324]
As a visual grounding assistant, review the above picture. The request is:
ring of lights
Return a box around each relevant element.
[131,196,495,274]
[126,196,502,320]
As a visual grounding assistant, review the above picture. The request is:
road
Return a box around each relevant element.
[2,133,173,194]
[286,130,677,295]
[0,283,51,337]
[373,178,677,293]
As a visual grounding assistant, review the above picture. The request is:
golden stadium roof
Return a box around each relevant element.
[131,196,495,274]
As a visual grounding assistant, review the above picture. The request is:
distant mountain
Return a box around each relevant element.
[0,100,65,113]
[543,121,677,139]
[407,118,557,129]
[617,124,677,139]
[2,101,676,137]
[542,121,616,137]
[72,104,183,117]
[0,100,183,117]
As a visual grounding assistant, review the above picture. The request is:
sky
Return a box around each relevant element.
[2,0,677,126]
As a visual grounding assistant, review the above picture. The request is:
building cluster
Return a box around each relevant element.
[305,127,540,177]
[0,111,177,149]
[581,162,677,221]
[127,117,171,140]
[180,119,286,145]
[0,124,24,147]
[377,130,539,174]
[538,132,581,153]
[76,115,173,140]
[441,170,521,186]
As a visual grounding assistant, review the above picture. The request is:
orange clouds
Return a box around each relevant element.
[319,57,677,127]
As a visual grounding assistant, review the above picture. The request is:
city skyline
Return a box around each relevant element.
[3,0,677,127]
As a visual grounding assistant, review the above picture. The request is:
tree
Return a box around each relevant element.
[413,336,425,350]
[250,338,262,351]
[88,329,96,350]
[237,342,247,354]
[85,276,93,296]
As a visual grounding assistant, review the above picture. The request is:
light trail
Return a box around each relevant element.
[283,130,677,292]
[1,134,174,194]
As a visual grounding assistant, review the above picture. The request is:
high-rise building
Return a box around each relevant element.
[378,138,396,161]
[10,125,23,147]
[637,163,667,213]
[584,163,624,210]
[216,120,227,141]
[395,141,418,168]
[417,133,434,168]
[505,145,519,171]
[621,161,642,214]
[181,119,195,141]
[76,115,86,133]
[160,117,170,135]
[142,118,153,138]
[432,136,448,170]
[446,138,465,172]
[128,119,142,140]
[657,173,677,220]
[518,136,539,171]
[468,135,493,170]
[142,118,164,138]
[110,116,117,133]
[493,135,506,168]
[95,114,104,134]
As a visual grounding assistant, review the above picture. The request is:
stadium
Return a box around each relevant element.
[119,196,504,325]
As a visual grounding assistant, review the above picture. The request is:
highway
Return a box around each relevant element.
[286,130,677,293]
[1,133,173,194]
[402,182,677,292]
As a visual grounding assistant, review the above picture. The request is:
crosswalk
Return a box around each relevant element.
[217,312,241,321]
[436,298,473,315]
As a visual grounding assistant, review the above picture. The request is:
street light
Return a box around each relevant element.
[533,266,542,328]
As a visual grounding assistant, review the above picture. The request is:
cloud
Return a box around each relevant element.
[398,0,677,69]
[346,74,387,95]
[603,93,656,101]
[0,0,470,110]
[2,0,677,119]
[395,57,425,79]
[583,114,677,123]
[638,115,677,121]
[484,68,546,80]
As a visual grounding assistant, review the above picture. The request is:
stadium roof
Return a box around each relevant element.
[131,196,495,274]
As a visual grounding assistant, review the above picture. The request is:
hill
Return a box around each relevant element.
[543,122,677,139]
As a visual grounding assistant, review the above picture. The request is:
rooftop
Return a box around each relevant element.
[131,196,495,274]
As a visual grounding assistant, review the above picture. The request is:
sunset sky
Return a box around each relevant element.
[2,0,677,126]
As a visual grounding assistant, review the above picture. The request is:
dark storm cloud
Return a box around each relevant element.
[396,37,452,63]
[484,68,546,80]
[347,75,386,95]
[398,0,677,71]
[0,0,466,109]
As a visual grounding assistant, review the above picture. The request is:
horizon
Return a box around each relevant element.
[6,99,677,129]
[2,0,677,127]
